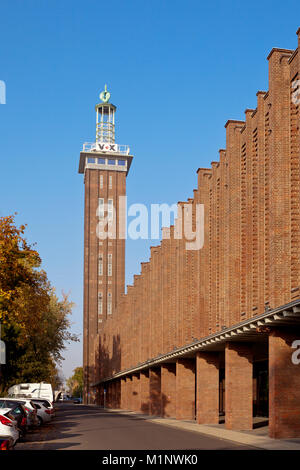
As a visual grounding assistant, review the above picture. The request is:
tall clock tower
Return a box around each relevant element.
[79,86,133,403]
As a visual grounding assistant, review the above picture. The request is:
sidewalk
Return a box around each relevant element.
[101,408,300,450]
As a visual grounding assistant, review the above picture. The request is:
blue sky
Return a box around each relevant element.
[0,0,299,380]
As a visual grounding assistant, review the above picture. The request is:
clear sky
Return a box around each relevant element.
[0,0,299,381]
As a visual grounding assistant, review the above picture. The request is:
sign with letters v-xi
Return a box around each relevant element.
[96,142,117,152]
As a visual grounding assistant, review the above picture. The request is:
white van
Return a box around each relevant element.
[8,383,53,403]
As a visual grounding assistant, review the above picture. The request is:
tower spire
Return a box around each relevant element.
[96,85,115,143]
[100,84,110,103]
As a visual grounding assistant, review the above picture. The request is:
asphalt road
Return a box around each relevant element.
[15,403,257,450]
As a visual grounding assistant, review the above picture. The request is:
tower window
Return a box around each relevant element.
[107,292,112,315]
[109,175,112,189]
[108,159,115,165]
[100,175,103,189]
[98,158,105,165]
[118,160,126,166]
[87,157,95,164]
[108,199,113,220]
[98,198,104,218]
[98,254,103,276]
[108,253,112,276]
[98,292,103,316]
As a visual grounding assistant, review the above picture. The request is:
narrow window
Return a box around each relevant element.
[98,254,103,276]
[100,174,103,189]
[98,198,104,218]
[108,199,113,220]
[107,253,112,276]
[107,292,112,315]
[98,292,103,316]
[109,175,112,189]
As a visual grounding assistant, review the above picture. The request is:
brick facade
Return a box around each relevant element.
[83,29,300,438]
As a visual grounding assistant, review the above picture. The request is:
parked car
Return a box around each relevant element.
[31,398,55,418]
[0,438,14,450]
[0,398,38,428]
[4,404,28,438]
[32,401,52,425]
[73,397,82,404]
[0,401,28,437]
[0,408,20,448]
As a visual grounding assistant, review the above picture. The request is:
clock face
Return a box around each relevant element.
[100,90,110,103]
[100,85,110,103]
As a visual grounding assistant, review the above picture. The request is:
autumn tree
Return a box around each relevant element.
[66,367,83,397]
[0,215,78,392]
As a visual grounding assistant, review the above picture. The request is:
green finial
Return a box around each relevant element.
[100,84,111,103]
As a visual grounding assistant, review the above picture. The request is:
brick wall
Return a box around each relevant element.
[93,31,300,392]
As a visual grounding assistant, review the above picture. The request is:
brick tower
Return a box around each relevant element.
[79,86,133,403]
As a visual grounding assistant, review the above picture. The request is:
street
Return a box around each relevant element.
[15,403,257,450]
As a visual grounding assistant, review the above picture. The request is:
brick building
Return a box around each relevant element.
[79,30,300,439]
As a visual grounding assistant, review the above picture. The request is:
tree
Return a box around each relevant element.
[49,363,65,391]
[66,367,83,397]
[0,215,78,392]
[0,215,41,324]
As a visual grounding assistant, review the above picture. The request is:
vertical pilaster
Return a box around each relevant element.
[196,352,219,424]
[149,368,161,416]
[269,328,300,438]
[121,378,127,409]
[132,373,141,412]
[176,359,195,420]
[225,121,244,326]
[140,371,150,414]
[268,49,293,308]
[161,364,176,418]
[225,342,253,430]
[127,375,133,410]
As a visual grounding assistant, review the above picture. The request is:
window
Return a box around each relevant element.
[108,253,112,276]
[98,254,103,276]
[109,175,112,189]
[98,292,103,316]
[118,160,126,166]
[108,159,115,165]
[98,158,105,165]
[100,175,103,189]
[87,157,95,164]
[98,198,104,218]
[108,199,113,220]
[107,292,112,315]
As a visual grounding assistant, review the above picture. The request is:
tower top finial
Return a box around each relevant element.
[99,84,111,103]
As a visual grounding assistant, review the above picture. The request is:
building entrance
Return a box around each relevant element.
[253,360,268,417]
